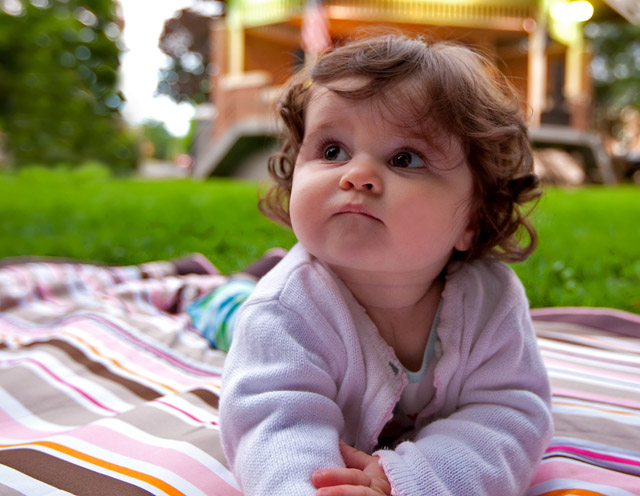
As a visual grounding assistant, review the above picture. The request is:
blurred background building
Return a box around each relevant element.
[188,0,639,184]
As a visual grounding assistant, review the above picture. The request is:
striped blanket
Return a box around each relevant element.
[0,257,639,495]
[528,307,640,496]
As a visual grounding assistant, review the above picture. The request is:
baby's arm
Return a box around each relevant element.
[219,299,346,496]
[312,302,551,496]
[375,304,553,496]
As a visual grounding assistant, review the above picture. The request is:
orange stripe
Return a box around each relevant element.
[553,400,639,417]
[538,489,607,496]
[68,331,178,394]
[1,441,185,496]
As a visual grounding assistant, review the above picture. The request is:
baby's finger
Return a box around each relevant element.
[312,467,371,489]
[339,441,376,471]
[316,485,377,496]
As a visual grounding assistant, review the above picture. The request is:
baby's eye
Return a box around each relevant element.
[390,150,425,169]
[323,144,350,161]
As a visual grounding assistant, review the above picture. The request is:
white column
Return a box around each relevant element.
[528,13,547,128]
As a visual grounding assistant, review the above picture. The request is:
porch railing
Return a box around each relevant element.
[233,0,536,29]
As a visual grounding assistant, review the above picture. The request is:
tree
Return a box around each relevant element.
[0,0,138,171]
[140,119,184,160]
[585,21,640,136]
[156,1,223,106]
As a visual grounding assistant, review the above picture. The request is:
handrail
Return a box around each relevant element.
[233,0,536,29]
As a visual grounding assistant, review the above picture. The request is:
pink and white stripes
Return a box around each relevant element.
[0,258,239,495]
[1,258,639,494]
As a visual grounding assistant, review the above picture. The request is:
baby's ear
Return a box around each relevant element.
[454,226,475,253]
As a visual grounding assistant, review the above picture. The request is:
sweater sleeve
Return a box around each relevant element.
[219,296,347,496]
[376,271,553,496]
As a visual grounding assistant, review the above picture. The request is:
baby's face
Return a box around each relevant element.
[289,82,475,284]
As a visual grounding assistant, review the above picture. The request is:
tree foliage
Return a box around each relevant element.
[140,119,186,160]
[585,22,640,113]
[0,0,138,171]
[157,2,223,106]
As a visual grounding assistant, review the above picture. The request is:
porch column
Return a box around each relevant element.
[528,12,547,127]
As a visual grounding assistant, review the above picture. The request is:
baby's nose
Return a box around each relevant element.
[338,156,382,192]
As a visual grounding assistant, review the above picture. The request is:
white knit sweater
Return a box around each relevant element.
[220,243,553,495]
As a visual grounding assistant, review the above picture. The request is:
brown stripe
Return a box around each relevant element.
[553,411,640,452]
[551,376,640,403]
[0,448,154,496]
[109,401,227,464]
[1,365,100,426]
[190,388,220,410]
[532,310,640,338]
[0,296,19,311]
[24,338,161,401]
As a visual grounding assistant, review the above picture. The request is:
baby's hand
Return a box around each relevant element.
[312,440,391,496]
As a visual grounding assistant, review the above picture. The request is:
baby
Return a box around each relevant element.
[220,34,553,496]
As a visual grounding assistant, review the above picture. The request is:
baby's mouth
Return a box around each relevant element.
[334,204,382,223]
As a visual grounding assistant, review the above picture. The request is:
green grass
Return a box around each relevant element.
[514,187,640,313]
[0,166,638,312]
[0,165,297,273]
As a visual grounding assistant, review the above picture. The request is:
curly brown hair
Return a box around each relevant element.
[259,34,540,263]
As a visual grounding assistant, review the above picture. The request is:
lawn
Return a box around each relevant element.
[1,166,638,312]
[0,165,297,273]
[516,186,639,312]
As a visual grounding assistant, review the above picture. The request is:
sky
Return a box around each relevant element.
[118,0,195,136]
